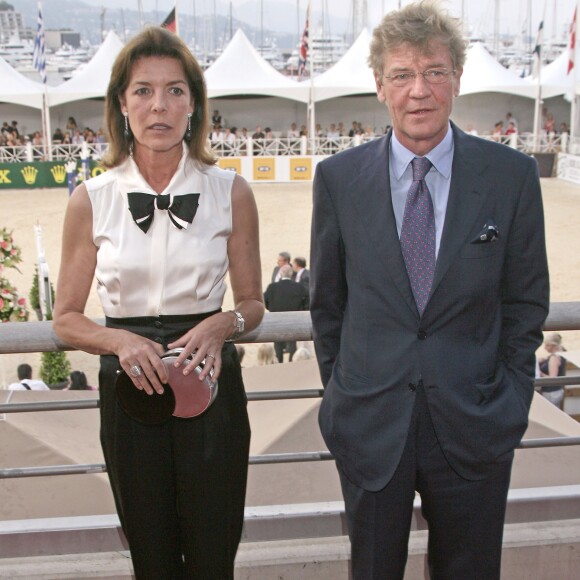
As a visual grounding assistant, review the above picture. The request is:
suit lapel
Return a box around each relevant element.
[351,134,418,316]
[430,127,490,296]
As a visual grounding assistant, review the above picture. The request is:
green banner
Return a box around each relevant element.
[0,161,106,190]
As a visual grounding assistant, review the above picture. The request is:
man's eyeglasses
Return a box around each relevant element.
[383,68,456,87]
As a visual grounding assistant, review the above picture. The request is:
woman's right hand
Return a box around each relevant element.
[116,331,168,395]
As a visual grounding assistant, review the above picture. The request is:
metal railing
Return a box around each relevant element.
[1,306,580,481]
[0,132,571,163]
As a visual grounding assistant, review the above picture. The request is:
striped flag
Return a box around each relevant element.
[298,2,310,78]
[32,1,46,84]
[569,7,577,75]
[161,7,177,33]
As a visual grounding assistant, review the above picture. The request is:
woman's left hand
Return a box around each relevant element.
[167,311,235,382]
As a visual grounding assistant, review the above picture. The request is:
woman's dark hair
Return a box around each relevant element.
[69,370,89,390]
[103,26,215,168]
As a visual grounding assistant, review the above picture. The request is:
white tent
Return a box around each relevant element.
[205,29,309,103]
[0,57,45,109]
[311,29,376,102]
[460,43,536,98]
[48,31,124,107]
[532,50,575,100]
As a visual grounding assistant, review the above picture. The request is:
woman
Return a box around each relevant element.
[538,332,567,409]
[53,27,264,578]
[69,370,96,390]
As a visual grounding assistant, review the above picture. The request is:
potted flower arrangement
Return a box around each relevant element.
[0,228,28,322]
[0,227,23,273]
[0,277,29,322]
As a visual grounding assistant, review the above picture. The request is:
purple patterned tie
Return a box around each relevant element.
[400,157,435,315]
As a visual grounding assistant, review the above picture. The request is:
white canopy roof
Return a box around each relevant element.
[311,29,376,102]
[0,57,45,109]
[205,29,309,103]
[48,31,124,107]
[530,50,575,100]
[459,43,536,98]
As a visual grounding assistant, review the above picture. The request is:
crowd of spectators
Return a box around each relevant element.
[0,116,106,149]
[1,108,571,153]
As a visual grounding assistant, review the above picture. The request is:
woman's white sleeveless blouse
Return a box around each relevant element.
[85,150,235,317]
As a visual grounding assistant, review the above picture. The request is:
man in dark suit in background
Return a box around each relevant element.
[310,2,549,578]
[271,251,291,283]
[292,257,310,291]
[264,265,309,362]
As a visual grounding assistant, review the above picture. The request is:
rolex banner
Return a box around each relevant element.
[0,161,105,189]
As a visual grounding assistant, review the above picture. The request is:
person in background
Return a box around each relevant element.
[264,264,309,363]
[292,347,312,361]
[257,343,277,365]
[53,26,264,578]
[235,344,246,366]
[310,2,549,578]
[8,363,49,391]
[69,370,96,390]
[287,122,300,139]
[504,120,517,136]
[538,332,567,409]
[53,128,65,142]
[292,256,310,291]
[271,251,291,282]
[211,109,222,128]
[10,120,20,139]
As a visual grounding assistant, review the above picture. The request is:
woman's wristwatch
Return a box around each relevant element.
[226,310,245,342]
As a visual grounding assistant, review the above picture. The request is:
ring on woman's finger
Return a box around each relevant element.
[129,364,143,378]
[206,353,216,360]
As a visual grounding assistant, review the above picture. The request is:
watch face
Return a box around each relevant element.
[235,311,245,332]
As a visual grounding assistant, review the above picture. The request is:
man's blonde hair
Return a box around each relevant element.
[368,0,467,77]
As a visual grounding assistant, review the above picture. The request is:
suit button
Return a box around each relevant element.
[408,383,417,392]
[154,337,163,343]
[154,321,163,328]
[417,330,427,340]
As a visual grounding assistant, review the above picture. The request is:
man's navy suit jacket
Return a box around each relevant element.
[310,124,550,491]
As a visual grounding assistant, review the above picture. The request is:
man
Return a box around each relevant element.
[264,264,309,362]
[271,251,292,283]
[287,122,300,139]
[309,2,549,579]
[8,363,49,391]
[292,257,310,291]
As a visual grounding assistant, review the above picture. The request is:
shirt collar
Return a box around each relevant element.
[390,123,454,180]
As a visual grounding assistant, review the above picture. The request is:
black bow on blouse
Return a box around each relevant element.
[127,192,200,233]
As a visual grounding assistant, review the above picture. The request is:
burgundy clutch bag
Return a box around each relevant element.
[116,348,218,425]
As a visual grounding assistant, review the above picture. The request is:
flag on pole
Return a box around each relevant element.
[161,7,177,33]
[32,1,46,84]
[568,6,577,75]
[532,18,544,77]
[298,2,310,79]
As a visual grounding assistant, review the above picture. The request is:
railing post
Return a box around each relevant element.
[561,132,569,153]
[25,142,33,162]
[510,133,518,149]
[300,135,308,156]
[247,137,253,157]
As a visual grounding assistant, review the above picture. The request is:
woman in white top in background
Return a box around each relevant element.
[53,27,264,579]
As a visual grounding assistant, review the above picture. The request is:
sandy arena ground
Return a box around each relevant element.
[1,177,580,387]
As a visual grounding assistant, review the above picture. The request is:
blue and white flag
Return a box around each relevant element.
[32,2,46,84]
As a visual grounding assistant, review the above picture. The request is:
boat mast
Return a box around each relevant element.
[493,0,500,57]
